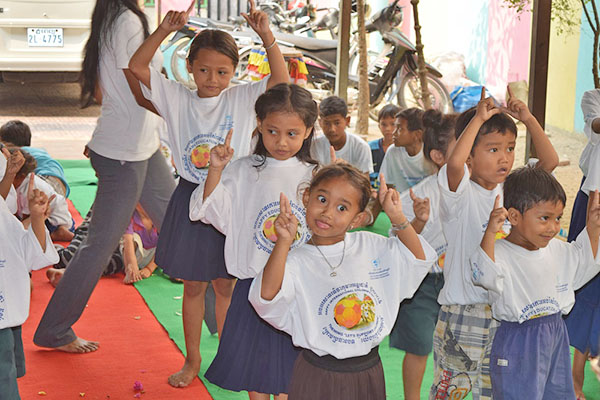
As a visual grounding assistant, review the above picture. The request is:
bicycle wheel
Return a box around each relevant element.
[170,37,196,89]
[397,72,453,113]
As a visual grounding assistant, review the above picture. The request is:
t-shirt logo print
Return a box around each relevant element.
[333,294,376,329]
[253,200,310,253]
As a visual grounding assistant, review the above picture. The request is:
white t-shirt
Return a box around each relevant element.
[400,174,446,273]
[437,164,511,305]
[249,232,436,359]
[0,156,17,214]
[0,197,58,329]
[580,89,600,194]
[16,173,71,227]
[86,10,163,162]
[470,230,600,323]
[142,68,269,184]
[311,132,374,173]
[189,156,316,279]
[380,146,436,192]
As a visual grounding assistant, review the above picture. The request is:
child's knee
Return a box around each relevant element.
[183,280,208,297]
[212,278,235,298]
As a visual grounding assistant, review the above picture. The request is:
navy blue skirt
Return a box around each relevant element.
[205,278,301,394]
[564,177,600,356]
[155,178,232,281]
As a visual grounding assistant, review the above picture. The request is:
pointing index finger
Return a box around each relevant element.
[248,0,256,13]
[279,192,291,215]
[506,84,514,100]
[224,129,233,148]
[409,188,417,201]
[493,194,501,210]
[186,0,195,14]
[27,173,35,198]
[379,173,388,192]
[480,86,486,101]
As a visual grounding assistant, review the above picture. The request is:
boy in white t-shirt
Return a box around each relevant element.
[0,174,59,399]
[430,87,559,400]
[379,107,436,192]
[470,166,600,399]
[311,96,373,174]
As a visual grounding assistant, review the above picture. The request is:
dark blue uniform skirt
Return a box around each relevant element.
[205,278,301,394]
[564,177,600,356]
[155,178,232,281]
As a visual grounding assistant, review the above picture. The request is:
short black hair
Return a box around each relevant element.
[309,162,371,211]
[378,104,401,122]
[504,166,566,214]
[319,96,348,118]
[8,147,37,177]
[396,107,424,131]
[422,110,458,163]
[0,120,32,146]
[455,107,517,153]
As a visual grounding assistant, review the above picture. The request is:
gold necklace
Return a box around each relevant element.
[310,237,346,277]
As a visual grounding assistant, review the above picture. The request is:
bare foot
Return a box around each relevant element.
[46,268,65,288]
[50,226,75,242]
[55,337,99,353]
[124,265,142,284]
[140,266,153,279]
[168,359,201,388]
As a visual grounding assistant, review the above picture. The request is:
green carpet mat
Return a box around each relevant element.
[60,160,600,399]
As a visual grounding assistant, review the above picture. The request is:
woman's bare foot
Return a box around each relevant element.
[50,226,75,242]
[140,266,153,279]
[124,264,142,284]
[55,337,99,353]
[168,359,201,388]
[46,268,65,288]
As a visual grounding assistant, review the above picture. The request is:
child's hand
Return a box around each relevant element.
[502,85,534,123]
[475,86,501,123]
[486,195,508,235]
[274,192,298,245]
[28,174,53,219]
[242,0,273,43]
[378,173,404,221]
[159,1,194,33]
[409,188,430,223]
[587,190,600,234]
[209,129,234,170]
[2,147,25,176]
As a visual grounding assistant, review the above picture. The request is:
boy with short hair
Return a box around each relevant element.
[369,104,399,186]
[311,95,373,174]
[0,120,70,197]
[430,88,559,400]
[1,173,59,399]
[470,166,600,399]
[379,107,436,192]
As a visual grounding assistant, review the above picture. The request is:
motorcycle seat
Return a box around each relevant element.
[273,31,337,51]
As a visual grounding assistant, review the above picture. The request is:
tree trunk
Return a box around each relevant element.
[356,0,370,139]
[410,0,431,109]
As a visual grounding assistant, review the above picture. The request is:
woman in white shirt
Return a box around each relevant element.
[33,0,176,354]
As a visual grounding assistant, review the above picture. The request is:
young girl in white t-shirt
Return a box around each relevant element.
[128,1,289,388]
[248,164,436,400]
[189,84,319,399]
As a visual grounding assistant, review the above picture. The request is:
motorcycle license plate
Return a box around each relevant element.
[27,28,64,47]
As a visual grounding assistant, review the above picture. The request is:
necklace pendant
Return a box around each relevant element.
[330,271,337,277]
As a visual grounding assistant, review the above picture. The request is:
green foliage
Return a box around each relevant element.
[503,0,583,35]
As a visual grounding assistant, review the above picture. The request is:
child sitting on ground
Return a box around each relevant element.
[121,203,159,284]
[311,95,373,174]
[379,107,436,192]
[470,166,600,399]
[0,120,70,197]
[0,173,59,399]
[10,148,74,242]
[369,104,399,187]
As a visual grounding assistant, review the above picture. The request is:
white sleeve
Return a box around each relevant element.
[141,67,185,119]
[437,164,470,223]
[569,229,600,290]
[248,264,297,335]
[470,246,505,297]
[228,77,270,106]
[392,235,437,300]
[113,12,145,69]
[356,139,374,174]
[582,90,600,144]
[310,136,329,166]
[21,225,59,271]
[188,167,234,235]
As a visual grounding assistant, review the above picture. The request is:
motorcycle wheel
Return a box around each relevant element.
[170,37,196,89]
[397,71,453,114]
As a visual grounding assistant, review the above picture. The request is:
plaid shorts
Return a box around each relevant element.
[429,304,499,400]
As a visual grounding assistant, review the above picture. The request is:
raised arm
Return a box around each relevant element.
[0,147,23,200]
[242,0,289,88]
[503,85,558,172]
[408,188,430,234]
[587,190,600,259]
[480,195,508,261]
[447,88,500,191]
[203,129,234,201]
[379,174,425,259]
[27,174,54,251]
[129,2,194,89]
[261,193,297,300]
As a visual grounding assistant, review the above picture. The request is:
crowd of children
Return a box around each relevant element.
[3,1,600,399]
